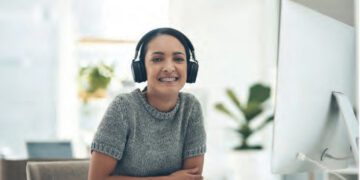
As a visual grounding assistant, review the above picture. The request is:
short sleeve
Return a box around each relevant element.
[182,97,207,159]
[91,96,128,160]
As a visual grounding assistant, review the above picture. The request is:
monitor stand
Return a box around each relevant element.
[321,92,359,167]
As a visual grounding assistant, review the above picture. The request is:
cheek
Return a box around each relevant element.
[145,65,159,79]
[181,64,187,76]
[146,69,155,80]
[181,66,186,75]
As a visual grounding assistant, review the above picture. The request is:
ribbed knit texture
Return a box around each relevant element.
[91,89,206,177]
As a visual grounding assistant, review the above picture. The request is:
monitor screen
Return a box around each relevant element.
[26,141,73,159]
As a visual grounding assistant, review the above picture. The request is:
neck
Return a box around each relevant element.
[145,90,179,112]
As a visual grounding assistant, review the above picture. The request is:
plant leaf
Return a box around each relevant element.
[243,102,263,121]
[247,83,271,104]
[253,114,274,133]
[226,89,245,113]
[79,64,114,93]
[214,103,241,123]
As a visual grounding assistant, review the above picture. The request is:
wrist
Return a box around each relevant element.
[147,176,171,180]
[160,175,172,180]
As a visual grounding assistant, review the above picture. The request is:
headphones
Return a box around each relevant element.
[131,28,199,83]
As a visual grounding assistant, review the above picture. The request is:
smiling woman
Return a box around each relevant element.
[88,28,206,180]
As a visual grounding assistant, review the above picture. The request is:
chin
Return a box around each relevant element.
[158,86,182,95]
[157,81,185,92]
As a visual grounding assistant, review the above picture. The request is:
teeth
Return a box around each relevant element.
[159,77,177,82]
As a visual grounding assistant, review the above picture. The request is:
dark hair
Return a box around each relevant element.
[137,27,192,63]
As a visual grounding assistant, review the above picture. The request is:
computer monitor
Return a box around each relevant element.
[271,0,358,174]
[26,141,73,159]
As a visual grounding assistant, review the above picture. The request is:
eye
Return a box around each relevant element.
[152,57,162,62]
[174,57,185,63]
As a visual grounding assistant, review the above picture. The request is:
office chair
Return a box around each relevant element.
[26,160,89,180]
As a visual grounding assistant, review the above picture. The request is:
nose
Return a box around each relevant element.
[162,59,175,73]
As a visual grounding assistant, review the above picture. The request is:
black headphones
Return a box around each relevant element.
[131,28,199,83]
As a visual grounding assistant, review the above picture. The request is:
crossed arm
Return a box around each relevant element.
[88,151,204,180]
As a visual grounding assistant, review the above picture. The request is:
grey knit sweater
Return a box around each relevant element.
[91,89,206,177]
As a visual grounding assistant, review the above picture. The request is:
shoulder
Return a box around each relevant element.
[180,92,205,131]
[180,92,202,112]
[107,89,144,117]
[104,91,136,117]
[110,89,140,107]
[181,92,200,104]
[108,93,129,110]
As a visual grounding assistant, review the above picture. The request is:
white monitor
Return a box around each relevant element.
[271,0,358,174]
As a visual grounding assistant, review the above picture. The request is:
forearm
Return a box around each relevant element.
[105,175,170,180]
[99,167,202,180]
[182,155,204,175]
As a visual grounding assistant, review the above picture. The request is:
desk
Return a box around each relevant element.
[324,167,358,180]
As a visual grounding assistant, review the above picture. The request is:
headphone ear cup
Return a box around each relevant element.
[187,61,198,83]
[131,60,147,83]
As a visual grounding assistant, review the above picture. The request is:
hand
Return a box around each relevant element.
[168,168,203,180]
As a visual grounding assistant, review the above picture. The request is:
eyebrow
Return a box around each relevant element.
[173,51,185,56]
[152,51,164,55]
[151,51,185,56]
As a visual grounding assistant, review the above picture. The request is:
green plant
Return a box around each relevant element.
[78,63,114,102]
[214,83,274,150]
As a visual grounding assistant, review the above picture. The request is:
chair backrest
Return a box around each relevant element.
[0,159,28,180]
[26,160,89,180]
[0,159,81,180]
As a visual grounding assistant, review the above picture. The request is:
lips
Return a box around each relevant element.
[158,76,179,82]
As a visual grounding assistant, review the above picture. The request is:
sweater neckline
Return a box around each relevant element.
[133,89,181,120]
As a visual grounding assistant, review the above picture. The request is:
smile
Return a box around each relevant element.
[158,77,179,82]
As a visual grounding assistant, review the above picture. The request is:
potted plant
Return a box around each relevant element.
[215,83,274,150]
[78,63,114,103]
[77,62,115,153]
[214,83,275,180]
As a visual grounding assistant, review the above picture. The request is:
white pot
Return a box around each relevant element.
[227,150,279,180]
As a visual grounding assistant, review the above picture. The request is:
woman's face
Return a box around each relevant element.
[144,34,187,96]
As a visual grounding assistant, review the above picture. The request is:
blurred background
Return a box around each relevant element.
[0,0,357,180]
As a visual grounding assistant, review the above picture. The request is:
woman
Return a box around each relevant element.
[89,28,206,180]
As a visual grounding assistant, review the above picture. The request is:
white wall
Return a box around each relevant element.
[0,0,59,158]
[169,0,268,89]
